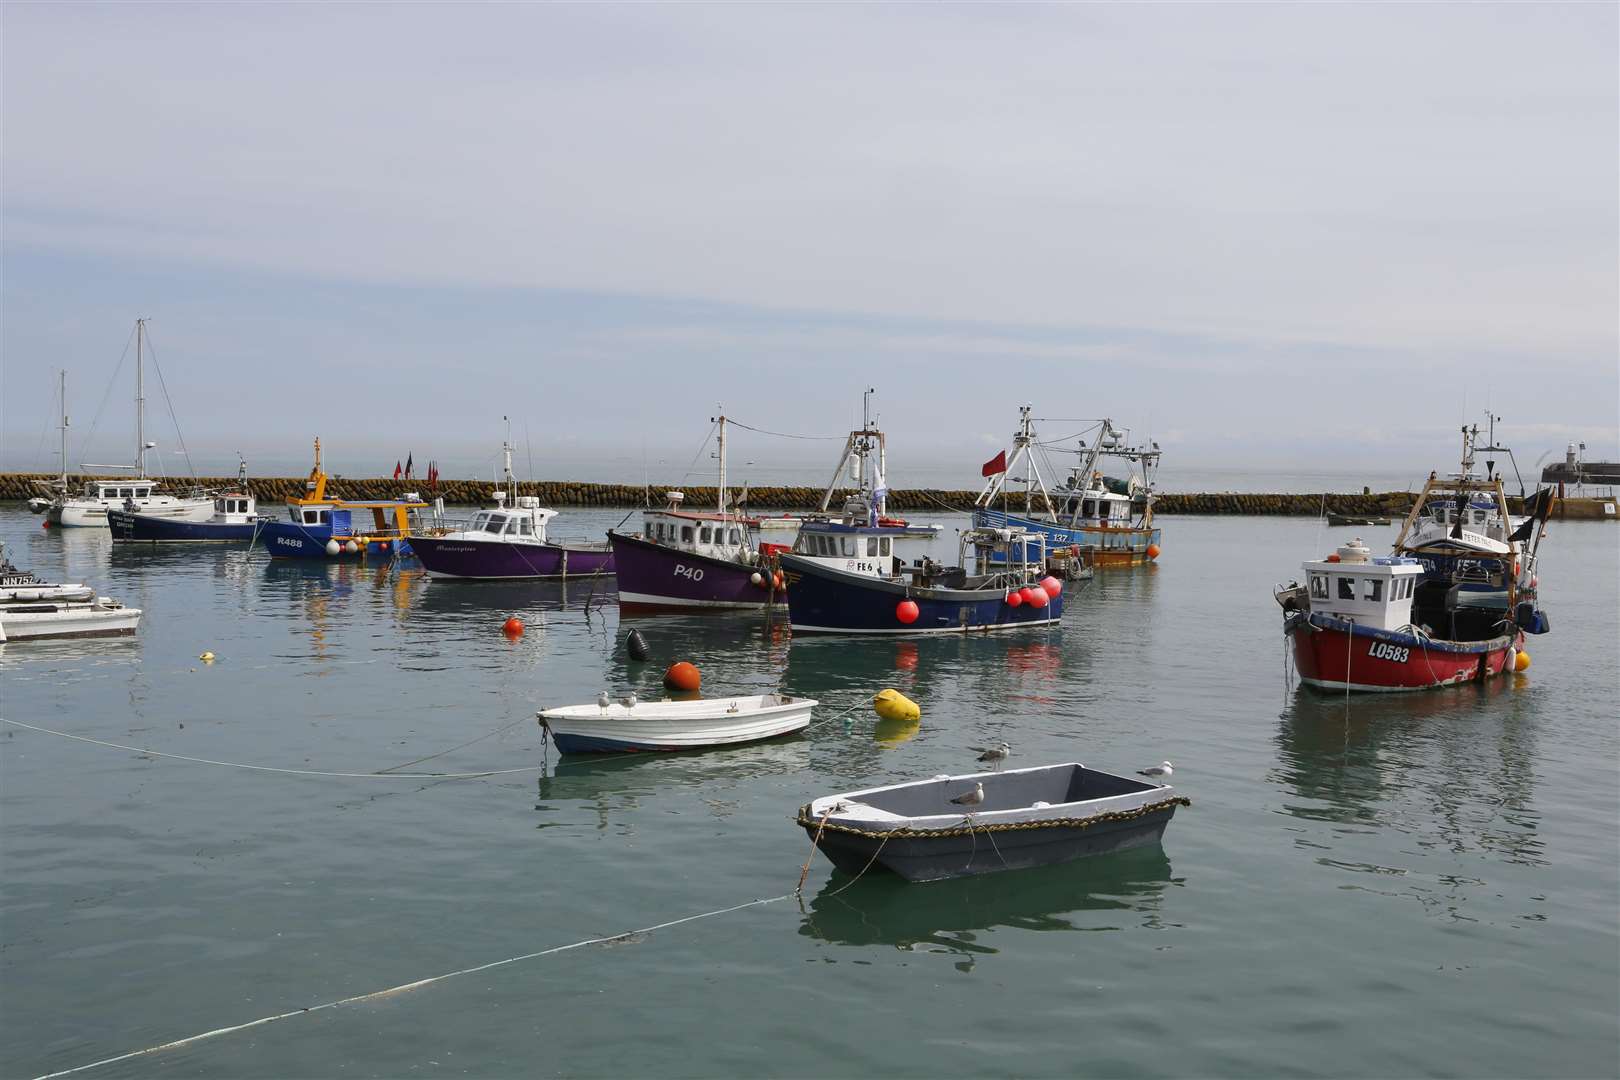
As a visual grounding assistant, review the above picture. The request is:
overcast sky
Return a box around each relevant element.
[3,3,1615,486]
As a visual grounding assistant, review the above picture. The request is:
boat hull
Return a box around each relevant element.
[1286,611,1521,693]
[608,531,771,610]
[781,554,1062,635]
[258,520,413,560]
[807,805,1178,882]
[49,498,212,528]
[973,508,1159,567]
[411,535,614,580]
[108,510,258,543]
[0,604,141,639]
[538,697,814,754]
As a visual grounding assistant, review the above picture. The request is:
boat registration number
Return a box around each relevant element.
[274,537,304,549]
[673,563,705,582]
[1367,641,1410,663]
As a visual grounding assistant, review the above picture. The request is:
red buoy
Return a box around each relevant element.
[895,599,920,624]
[1024,587,1049,609]
[1005,589,1023,608]
[1146,543,1161,560]
[664,661,701,691]
[1039,576,1062,598]
[502,617,524,637]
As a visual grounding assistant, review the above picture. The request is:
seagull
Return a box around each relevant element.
[1137,761,1173,780]
[971,742,1012,770]
[620,692,638,709]
[949,782,985,807]
[597,691,611,710]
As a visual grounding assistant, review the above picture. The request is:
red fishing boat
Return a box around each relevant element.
[1275,539,1524,693]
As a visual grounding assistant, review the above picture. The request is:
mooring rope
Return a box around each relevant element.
[30,892,794,1079]
[0,718,546,780]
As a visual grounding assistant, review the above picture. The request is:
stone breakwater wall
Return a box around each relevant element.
[1,472,1412,514]
[5,473,1609,516]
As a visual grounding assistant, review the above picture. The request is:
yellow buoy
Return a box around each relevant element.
[873,688,920,723]
[199,651,215,663]
[1515,649,1531,672]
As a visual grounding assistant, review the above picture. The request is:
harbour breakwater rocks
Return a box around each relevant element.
[5,474,1614,518]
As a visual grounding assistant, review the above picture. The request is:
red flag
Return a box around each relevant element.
[981,450,1008,477]
[393,461,402,480]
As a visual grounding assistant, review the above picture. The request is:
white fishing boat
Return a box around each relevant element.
[0,543,141,641]
[538,692,818,753]
[45,320,212,527]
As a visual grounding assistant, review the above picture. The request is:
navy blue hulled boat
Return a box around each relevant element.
[782,525,1082,635]
[110,491,259,543]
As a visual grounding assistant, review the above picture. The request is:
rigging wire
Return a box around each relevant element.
[674,420,718,485]
[725,419,842,441]
[76,324,138,466]
[140,328,200,483]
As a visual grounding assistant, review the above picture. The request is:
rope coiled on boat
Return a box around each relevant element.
[794,795,1190,840]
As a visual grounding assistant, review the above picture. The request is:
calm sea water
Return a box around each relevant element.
[2,508,1615,1079]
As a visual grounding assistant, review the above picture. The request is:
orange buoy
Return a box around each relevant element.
[502,617,524,637]
[773,571,784,591]
[1005,589,1023,608]
[1514,649,1531,672]
[1039,575,1062,597]
[1025,586,1050,609]
[664,661,701,691]
[1146,543,1161,560]
[1325,552,1341,563]
[895,599,920,624]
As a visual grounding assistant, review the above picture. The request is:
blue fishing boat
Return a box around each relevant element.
[781,525,1077,635]
[973,407,1162,568]
[110,492,259,543]
[258,439,429,560]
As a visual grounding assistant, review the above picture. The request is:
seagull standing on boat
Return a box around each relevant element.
[950,782,986,808]
[620,692,638,709]
[972,742,1011,770]
[597,691,611,710]
[1138,761,1173,780]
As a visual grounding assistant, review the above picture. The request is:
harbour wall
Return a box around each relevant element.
[6,473,1614,518]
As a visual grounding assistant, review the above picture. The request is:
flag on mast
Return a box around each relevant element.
[981,450,1008,477]
[393,460,402,480]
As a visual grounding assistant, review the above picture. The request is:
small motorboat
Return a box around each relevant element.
[538,692,818,754]
[0,542,141,641]
[110,491,259,543]
[797,762,1187,882]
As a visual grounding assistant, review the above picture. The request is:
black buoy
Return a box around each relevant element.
[625,628,651,662]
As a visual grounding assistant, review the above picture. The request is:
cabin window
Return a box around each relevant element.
[701,527,713,544]
[867,537,879,557]
[485,517,504,534]
[880,537,892,556]
[1364,579,1383,602]
[1310,575,1328,599]
[518,518,533,536]
[841,536,856,557]
[1082,500,1096,517]
[1337,577,1356,600]
[681,526,693,543]
[728,528,741,545]
[120,488,134,499]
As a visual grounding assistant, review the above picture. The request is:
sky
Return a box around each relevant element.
[3,3,1615,490]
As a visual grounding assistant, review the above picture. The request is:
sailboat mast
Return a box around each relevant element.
[58,371,69,484]
[135,319,147,478]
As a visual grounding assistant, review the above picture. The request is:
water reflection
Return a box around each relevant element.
[800,847,1178,967]
[1273,679,1545,872]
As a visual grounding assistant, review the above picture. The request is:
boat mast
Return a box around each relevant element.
[714,412,727,516]
[502,415,516,503]
[58,371,69,486]
[135,318,146,479]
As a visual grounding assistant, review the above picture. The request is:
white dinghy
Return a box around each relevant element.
[539,693,817,754]
[0,543,140,641]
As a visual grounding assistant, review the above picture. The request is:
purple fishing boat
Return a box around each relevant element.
[609,415,780,611]
[410,423,614,581]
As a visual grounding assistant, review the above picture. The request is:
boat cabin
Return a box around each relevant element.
[84,480,157,502]
[1301,541,1425,632]
[791,521,905,579]
[640,491,754,562]
[464,496,558,543]
[214,494,256,522]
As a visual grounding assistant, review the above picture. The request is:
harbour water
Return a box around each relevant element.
[2,508,1615,1078]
